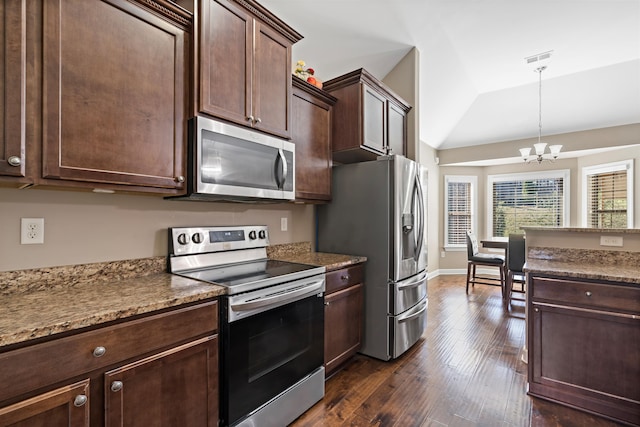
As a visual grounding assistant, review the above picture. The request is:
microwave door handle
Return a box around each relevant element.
[275,149,287,189]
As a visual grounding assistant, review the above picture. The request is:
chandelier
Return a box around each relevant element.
[520,65,562,163]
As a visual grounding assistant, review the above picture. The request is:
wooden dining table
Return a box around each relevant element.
[480,238,509,251]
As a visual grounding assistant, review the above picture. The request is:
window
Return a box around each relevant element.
[444,176,477,248]
[487,170,569,237]
[582,160,634,228]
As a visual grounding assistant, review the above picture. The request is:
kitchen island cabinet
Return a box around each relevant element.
[527,272,640,426]
[193,0,302,139]
[323,68,411,164]
[0,301,219,426]
[291,76,337,202]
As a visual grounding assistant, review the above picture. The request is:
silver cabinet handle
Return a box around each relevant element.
[93,346,106,357]
[341,275,350,281]
[585,291,592,297]
[175,175,185,183]
[111,381,123,392]
[73,394,88,407]
[7,156,21,167]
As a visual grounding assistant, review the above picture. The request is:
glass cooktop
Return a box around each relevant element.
[177,259,324,295]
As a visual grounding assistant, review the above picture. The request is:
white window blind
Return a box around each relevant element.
[445,176,476,247]
[582,160,634,228]
[488,171,569,238]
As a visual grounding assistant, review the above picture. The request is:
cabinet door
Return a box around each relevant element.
[291,85,332,201]
[324,283,363,377]
[105,335,218,427]
[387,102,406,156]
[253,21,291,138]
[41,0,186,191]
[0,379,89,427]
[362,85,386,154]
[200,0,252,127]
[530,303,640,420]
[0,0,26,178]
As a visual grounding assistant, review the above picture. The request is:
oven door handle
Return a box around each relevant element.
[230,279,324,312]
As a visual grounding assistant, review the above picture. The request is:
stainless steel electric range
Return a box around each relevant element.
[168,225,326,427]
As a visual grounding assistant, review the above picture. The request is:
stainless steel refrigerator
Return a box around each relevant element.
[317,155,428,361]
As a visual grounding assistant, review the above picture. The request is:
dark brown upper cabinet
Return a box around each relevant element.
[323,68,411,164]
[0,1,28,183]
[197,0,302,139]
[291,76,337,202]
[40,0,190,194]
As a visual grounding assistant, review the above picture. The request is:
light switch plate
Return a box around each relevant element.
[600,235,623,247]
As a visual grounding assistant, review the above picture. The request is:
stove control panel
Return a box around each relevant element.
[169,225,269,256]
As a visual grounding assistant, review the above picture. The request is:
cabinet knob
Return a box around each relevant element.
[73,394,88,407]
[585,291,592,297]
[7,156,21,167]
[93,346,106,357]
[534,307,539,312]
[255,117,262,124]
[175,175,185,183]
[324,301,330,306]
[341,275,350,281]
[111,381,123,392]
[247,115,254,123]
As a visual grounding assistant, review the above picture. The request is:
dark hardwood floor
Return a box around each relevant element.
[292,275,625,427]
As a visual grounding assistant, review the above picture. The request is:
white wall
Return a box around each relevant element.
[0,188,314,272]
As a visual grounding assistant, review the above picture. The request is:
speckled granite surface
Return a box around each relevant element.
[522,226,640,234]
[1,244,365,349]
[0,258,226,348]
[267,242,367,272]
[525,247,640,284]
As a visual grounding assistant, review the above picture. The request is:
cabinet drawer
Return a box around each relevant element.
[532,277,640,313]
[326,264,364,294]
[0,301,218,403]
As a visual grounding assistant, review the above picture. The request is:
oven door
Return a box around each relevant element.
[221,289,324,426]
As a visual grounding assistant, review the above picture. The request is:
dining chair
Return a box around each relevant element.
[465,231,505,296]
[506,233,526,305]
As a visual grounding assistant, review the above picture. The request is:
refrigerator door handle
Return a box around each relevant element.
[413,174,425,262]
[397,298,428,323]
[396,270,428,290]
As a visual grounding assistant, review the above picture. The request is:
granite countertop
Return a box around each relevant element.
[0,242,365,349]
[266,242,367,272]
[524,247,640,285]
[0,257,226,348]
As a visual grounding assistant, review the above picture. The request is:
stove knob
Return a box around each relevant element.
[258,230,266,239]
[248,230,257,240]
[192,232,204,244]
[177,233,190,245]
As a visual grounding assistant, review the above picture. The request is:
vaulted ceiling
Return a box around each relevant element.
[260,0,640,150]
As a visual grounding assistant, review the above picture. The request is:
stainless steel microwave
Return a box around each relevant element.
[172,116,295,202]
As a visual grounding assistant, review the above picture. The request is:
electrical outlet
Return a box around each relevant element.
[600,235,623,247]
[21,218,45,244]
[280,217,288,232]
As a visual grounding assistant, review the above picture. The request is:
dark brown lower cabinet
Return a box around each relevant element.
[105,336,218,426]
[0,301,219,426]
[0,379,90,427]
[528,276,640,426]
[324,264,364,378]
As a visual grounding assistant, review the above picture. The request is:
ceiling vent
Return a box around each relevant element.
[525,50,553,68]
